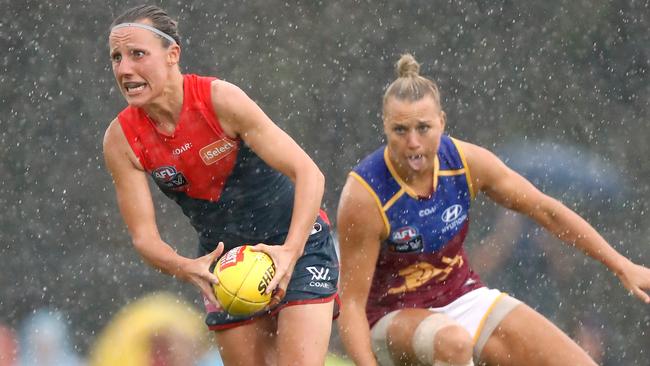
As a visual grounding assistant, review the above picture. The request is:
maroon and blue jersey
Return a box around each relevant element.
[351,135,484,326]
[117,74,305,254]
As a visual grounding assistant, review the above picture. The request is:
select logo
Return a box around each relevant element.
[199,138,237,165]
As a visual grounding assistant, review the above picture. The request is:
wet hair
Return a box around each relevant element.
[383,54,442,113]
[110,5,181,47]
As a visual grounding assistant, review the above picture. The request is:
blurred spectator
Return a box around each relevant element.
[17,309,83,366]
[0,325,18,366]
[88,292,220,366]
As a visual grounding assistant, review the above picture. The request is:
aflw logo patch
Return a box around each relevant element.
[306,266,330,281]
[199,138,236,165]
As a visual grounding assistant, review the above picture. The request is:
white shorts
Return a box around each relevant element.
[370,287,521,365]
[428,287,503,341]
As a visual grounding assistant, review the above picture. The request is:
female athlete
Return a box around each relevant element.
[104,5,338,365]
[336,53,650,366]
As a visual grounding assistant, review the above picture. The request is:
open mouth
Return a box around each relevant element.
[123,81,147,93]
[407,154,426,171]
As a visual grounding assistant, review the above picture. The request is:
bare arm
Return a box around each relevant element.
[337,175,386,366]
[211,80,325,294]
[460,139,650,303]
[103,119,222,304]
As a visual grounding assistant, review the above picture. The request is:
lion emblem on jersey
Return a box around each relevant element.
[387,256,465,294]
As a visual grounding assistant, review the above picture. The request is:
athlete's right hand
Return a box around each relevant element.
[180,242,224,308]
[617,259,650,304]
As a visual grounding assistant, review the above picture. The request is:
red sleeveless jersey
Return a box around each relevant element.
[118,74,239,202]
[115,74,300,254]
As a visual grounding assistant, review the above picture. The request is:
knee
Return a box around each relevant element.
[411,315,474,366]
[434,325,474,364]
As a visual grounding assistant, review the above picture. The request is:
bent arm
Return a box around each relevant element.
[461,140,650,302]
[103,120,188,274]
[103,120,220,301]
[337,175,385,366]
[212,80,324,289]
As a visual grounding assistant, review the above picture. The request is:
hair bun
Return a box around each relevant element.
[396,54,420,78]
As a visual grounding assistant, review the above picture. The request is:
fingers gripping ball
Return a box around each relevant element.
[212,245,276,316]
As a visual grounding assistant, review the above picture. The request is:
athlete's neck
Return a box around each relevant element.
[143,72,185,134]
[389,156,435,197]
[404,173,435,197]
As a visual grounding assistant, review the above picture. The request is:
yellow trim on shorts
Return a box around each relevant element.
[349,172,391,235]
[472,292,506,344]
[450,137,476,200]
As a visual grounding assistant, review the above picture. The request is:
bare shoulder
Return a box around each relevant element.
[210,79,254,137]
[339,174,375,213]
[455,138,530,200]
[210,80,255,115]
[103,118,126,156]
[455,139,505,183]
[103,118,123,145]
[453,138,497,167]
[103,118,142,171]
[210,79,247,105]
[338,173,386,240]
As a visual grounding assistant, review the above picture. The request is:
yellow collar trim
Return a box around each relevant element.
[383,147,439,199]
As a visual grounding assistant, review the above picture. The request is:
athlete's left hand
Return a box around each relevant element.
[250,243,301,302]
[617,261,650,304]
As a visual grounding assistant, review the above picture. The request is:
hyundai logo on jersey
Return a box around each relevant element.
[389,226,424,252]
[152,166,188,189]
[441,204,463,223]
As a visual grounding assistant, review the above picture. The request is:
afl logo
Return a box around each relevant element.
[390,226,423,253]
[393,226,418,242]
[441,204,463,223]
[152,166,187,189]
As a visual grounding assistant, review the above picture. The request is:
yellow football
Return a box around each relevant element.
[212,245,275,316]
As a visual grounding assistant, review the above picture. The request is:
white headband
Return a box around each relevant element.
[111,22,177,45]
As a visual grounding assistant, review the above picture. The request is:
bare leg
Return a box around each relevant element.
[386,309,473,365]
[214,315,277,366]
[479,303,596,366]
[276,301,335,366]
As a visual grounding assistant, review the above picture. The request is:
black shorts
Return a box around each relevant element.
[204,222,340,330]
